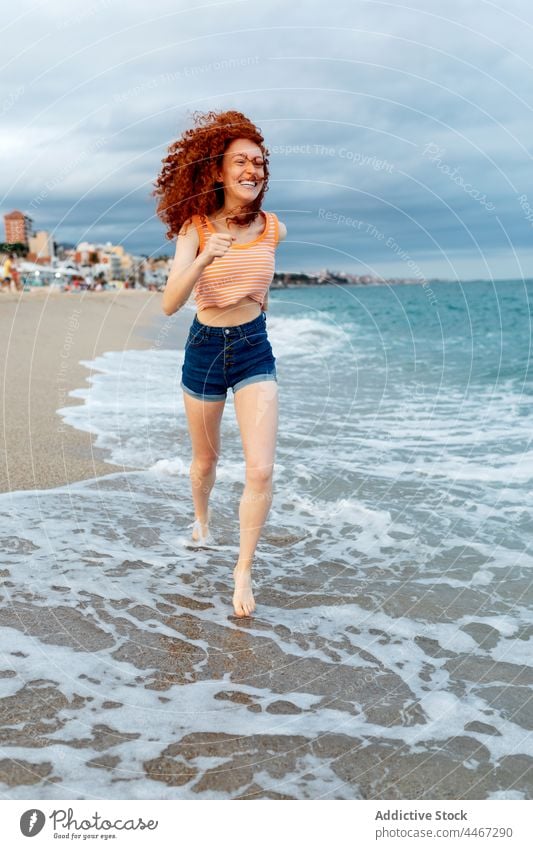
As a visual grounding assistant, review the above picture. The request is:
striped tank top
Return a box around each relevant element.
[190,210,279,310]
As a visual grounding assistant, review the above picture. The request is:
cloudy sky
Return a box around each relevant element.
[3,0,533,279]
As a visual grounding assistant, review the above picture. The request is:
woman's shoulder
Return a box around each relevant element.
[178,214,205,235]
[177,216,202,255]
[266,211,287,243]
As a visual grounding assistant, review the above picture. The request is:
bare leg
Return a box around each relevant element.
[182,392,225,539]
[233,379,278,616]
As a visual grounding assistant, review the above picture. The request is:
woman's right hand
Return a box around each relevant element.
[201,232,236,266]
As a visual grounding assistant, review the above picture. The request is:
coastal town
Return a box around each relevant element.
[1,209,167,292]
[1,209,432,294]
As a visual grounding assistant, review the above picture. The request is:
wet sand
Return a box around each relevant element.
[0,288,530,801]
[0,288,189,493]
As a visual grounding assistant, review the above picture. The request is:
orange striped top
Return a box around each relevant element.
[190,210,279,310]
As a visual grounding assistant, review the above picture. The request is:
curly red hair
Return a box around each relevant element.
[152,109,270,240]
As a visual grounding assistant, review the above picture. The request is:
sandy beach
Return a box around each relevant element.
[0,289,189,493]
[0,281,530,800]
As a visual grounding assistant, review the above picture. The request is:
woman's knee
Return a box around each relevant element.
[245,463,273,488]
[191,453,218,476]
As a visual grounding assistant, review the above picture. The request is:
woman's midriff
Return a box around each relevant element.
[196,296,263,327]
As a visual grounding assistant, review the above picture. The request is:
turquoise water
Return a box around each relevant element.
[1,281,531,799]
[269,280,532,557]
[276,278,531,387]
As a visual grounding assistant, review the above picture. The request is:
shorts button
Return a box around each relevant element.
[224,329,229,334]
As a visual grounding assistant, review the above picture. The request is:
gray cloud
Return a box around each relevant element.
[2,0,533,278]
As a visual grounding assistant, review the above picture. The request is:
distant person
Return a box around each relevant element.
[153,109,287,618]
[11,258,22,291]
[2,254,15,291]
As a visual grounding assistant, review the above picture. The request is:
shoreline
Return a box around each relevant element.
[0,289,191,494]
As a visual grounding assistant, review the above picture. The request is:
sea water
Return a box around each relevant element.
[1,280,532,799]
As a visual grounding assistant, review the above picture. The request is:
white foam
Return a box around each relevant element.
[1,304,530,798]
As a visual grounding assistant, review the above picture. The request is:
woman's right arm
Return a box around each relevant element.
[161,219,208,316]
[161,220,234,316]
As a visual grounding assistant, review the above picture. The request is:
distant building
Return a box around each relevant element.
[73,241,127,280]
[4,210,33,245]
[130,256,145,287]
[102,242,127,280]
[28,230,55,263]
[75,242,97,264]
[99,250,122,280]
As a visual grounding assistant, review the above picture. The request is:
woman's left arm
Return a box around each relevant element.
[263,219,287,311]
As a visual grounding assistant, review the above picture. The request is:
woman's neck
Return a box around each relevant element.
[214,204,256,226]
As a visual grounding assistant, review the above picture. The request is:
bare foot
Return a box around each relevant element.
[232,562,256,617]
[191,508,210,543]
[191,517,209,542]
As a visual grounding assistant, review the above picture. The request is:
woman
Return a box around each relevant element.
[153,110,287,619]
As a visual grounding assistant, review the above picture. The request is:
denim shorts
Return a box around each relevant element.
[180,311,277,401]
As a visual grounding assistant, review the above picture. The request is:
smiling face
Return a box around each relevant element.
[215,138,265,210]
